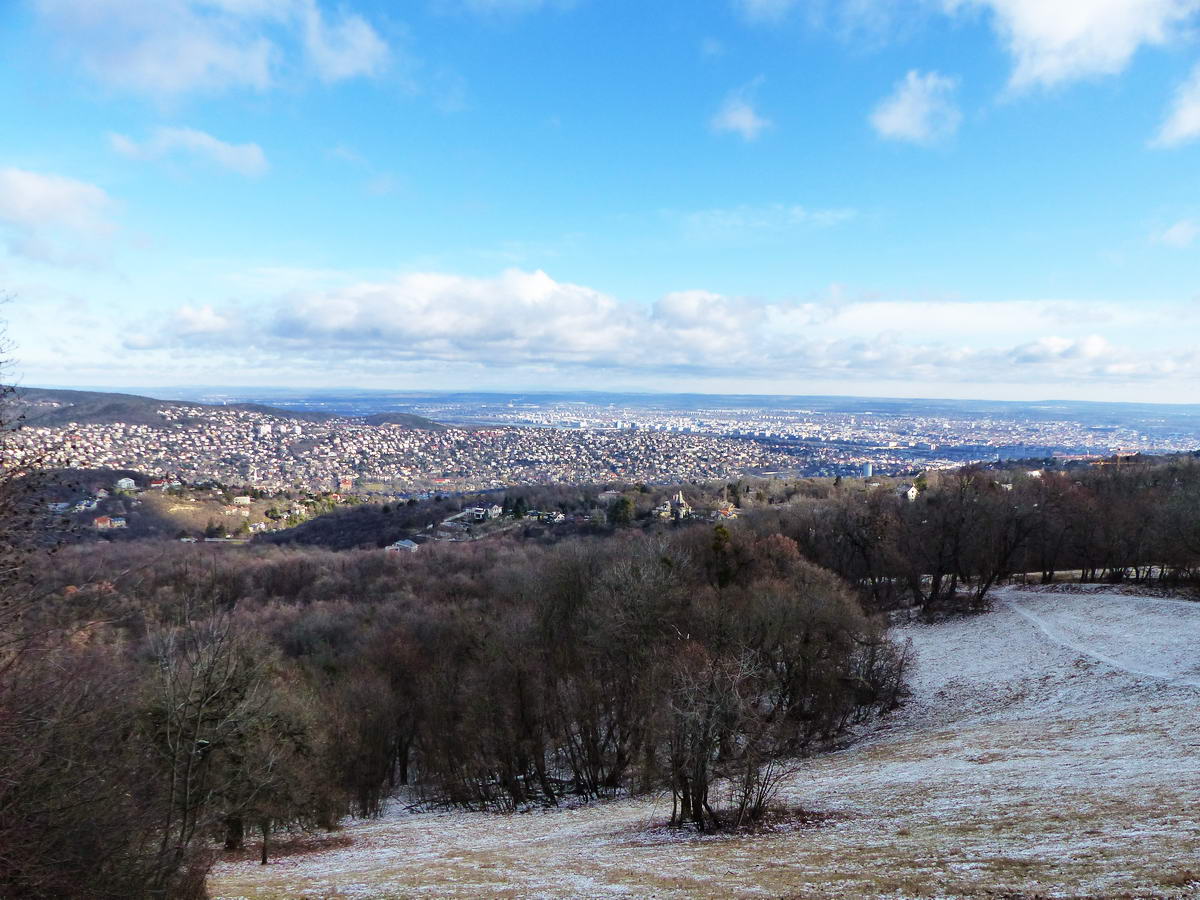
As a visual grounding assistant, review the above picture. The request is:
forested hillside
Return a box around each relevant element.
[0,524,903,898]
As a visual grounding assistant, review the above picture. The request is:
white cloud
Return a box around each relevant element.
[736,0,1200,92]
[1009,334,1113,363]
[1155,218,1200,246]
[0,168,115,266]
[870,70,961,145]
[174,304,236,336]
[33,0,277,96]
[126,267,1198,388]
[32,0,389,97]
[945,0,1200,91]
[271,269,639,363]
[298,0,389,82]
[1152,62,1200,146]
[109,126,268,176]
[711,81,772,141]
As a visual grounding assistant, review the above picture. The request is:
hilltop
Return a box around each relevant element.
[12,387,443,430]
[13,387,340,427]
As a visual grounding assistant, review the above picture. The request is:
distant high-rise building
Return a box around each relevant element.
[862,462,873,478]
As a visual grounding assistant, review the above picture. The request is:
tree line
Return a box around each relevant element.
[748,456,1200,611]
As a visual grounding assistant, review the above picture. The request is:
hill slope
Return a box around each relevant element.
[14,387,340,426]
[209,585,1200,899]
[13,387,442,430]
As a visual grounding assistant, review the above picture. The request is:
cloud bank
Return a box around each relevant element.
[123,268,1198,388]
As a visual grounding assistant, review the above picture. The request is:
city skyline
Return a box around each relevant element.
[4,1,1200,401]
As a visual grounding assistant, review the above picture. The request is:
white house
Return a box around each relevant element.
[114,477,136,492]
[897,484,919,502]
[387,539,419,553]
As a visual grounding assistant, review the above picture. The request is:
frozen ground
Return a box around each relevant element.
[210,586,1200,899]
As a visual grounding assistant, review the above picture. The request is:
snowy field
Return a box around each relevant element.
[210,586,1200,899]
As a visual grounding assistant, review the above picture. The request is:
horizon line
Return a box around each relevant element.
[19,382,1200,411]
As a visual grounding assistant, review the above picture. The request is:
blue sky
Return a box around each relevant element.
[3,0,1200,401]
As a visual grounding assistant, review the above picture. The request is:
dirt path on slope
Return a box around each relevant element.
[1007,592,1200,688]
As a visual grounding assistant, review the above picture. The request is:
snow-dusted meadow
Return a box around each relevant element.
[210,586,1200,899]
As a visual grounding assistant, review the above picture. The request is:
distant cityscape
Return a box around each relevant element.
[13,388,1200,492]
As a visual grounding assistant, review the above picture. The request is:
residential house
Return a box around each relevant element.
[712,502,740,520]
